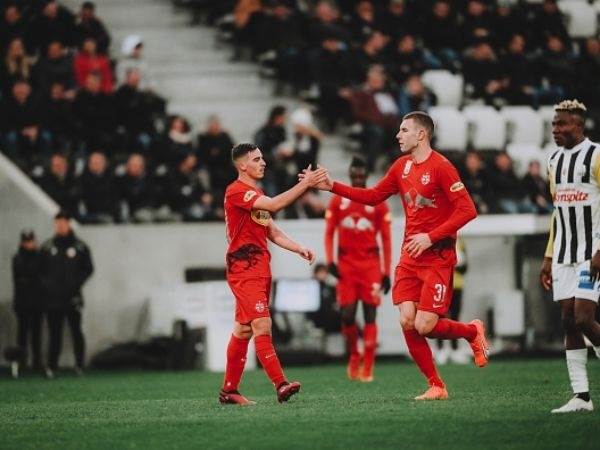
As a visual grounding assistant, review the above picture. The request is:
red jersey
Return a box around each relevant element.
[224,180,271,278]
[331,151,477,267]
[324,196,392,274]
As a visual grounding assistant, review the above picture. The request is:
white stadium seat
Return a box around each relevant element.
[506,144,547,177]
[558,0,598,38]
[500,106,545,147]
[429,106,468,151]
[538,105,556,145]
[422,70,464,107]
[462,105,506,150]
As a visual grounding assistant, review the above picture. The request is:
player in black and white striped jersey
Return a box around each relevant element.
[540,99,600,414]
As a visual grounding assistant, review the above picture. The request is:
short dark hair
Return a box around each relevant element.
[55,209,71,220]
[231,143,259,161]
[349,156,368,171]
[402,111,434,138]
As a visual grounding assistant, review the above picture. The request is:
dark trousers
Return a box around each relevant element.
[16,309,43,368]
[47,307,85,370]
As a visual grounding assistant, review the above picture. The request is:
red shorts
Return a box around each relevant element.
[227,276,272,324]
[391,263,453,315]
[336,267,382,307]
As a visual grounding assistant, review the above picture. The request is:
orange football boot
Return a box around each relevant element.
[468,319,490,367]
[219,390,256,406]
[414,385,449,401]
[347,353,362,380]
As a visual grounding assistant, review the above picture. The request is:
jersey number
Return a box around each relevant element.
[433,283,446,303]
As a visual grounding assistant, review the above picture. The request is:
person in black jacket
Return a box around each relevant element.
[12,229,43,370]
[40,211,94,377]
[79,151,118,223]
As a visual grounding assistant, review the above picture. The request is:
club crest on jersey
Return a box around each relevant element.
[340,198,351,210]
[421,172,430,185]
[243,190,257,202]
[403,160,413,177]
[365,205,374,213]
[255,300,266,313]
[251,209,270,226]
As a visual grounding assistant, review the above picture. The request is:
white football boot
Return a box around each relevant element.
[551,396,594,413]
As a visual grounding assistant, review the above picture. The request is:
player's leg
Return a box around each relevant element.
[251,317,301,402]
[220,320,254,405]
[448,290,469,364]
[340,301,361,380]
[360,302,378,382]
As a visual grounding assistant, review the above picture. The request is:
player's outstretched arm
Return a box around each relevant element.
[267,219,316,264]
[254,165,328,213]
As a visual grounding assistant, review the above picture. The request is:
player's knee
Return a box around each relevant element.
[415,322,434,336]
[363,305,377,324]
[250,317,272,336]
[574,313,592,331]
[399,315,414,330]
[341,308,356,326]
[561,315,578,332]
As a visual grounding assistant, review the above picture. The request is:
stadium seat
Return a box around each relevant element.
[500,106,545,147]
[462,105,506,150]
[558,0,598,38]
[429,106,468,151]
[506,143,546,177]
[538,106,556,145]
[422,70,464,107]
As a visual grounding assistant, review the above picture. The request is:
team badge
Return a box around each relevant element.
[450,182,465,192]
[67,247,76,258]
[243,190,257,202]
[365,205,374,213]
[340,198,351,210]
[255,301,266,313]
[421,172,430,185]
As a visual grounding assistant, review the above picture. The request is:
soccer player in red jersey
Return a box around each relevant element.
[220,143,327,405]
[325,156,392,382]
[309,111,489,400]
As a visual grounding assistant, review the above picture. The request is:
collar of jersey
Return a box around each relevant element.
[563,138,591,152]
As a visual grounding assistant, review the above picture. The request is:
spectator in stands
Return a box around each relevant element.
[117,35,158,93]
[34,40,76,96]
[348,1,380,42]
[40,210,93,378]
[308,27,353,130]
[115,68,156,154]
[522,160,552,214]
[39,152,78,214]
[0,3,26,52]
[120,153,159,223]
[74,1,111,54]
[538,35,574,102]
[459,150,491,214]
[488,152,532,214]
[351,30,389,84]
[422,0,461,72]
[79,151,118,223]
[0,37,35,90]
[386,33,430,85]
[231,0,263,60]
[493,0,528,49]
[577,37,600,108]
[501,34,540,106]
[533,0,569,48]
[40,81,76,153]
[26,0,76,55]
[159,115,195,167]
[396,74,437,118]
[197,114,236,198]
[462,41,507,106]
[290,105,322,172]
[380,0,416,40]
[340,65,398,170]
[72,72,116,152]
[307,1,347,48]
[254,105,287,195]
[0,79,52,169]
[167,153,208,221]
[461,0,494,48]
[73,37,113,93]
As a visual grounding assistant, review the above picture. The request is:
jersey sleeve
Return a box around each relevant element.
[324,196,340,264]
[226,186,261,211]
[376,203,392,276]
[331,161,400,205]
[437,159,469,201]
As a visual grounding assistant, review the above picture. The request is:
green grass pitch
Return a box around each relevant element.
[0,359,598,450]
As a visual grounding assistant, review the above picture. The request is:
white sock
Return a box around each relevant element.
[566,349,589,394]
[594,346,600,359]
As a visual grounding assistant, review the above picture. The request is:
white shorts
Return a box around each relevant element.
[552,260,600,302]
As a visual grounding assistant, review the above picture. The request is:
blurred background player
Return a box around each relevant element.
[540,100,600,413]
[309,111,489,400]
[220,143,327,405]
[324,156,391,382]
[435,237,469,365]
[11,229,43,372]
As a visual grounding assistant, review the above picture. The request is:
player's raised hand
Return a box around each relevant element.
[297,246,316,264]
[539,257,552,290]
[404,233,433,258]
[299,164,332,191]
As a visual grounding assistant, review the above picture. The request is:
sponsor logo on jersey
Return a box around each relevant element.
[450,182,465,192]
[251,209,270,226]
[404,189,436,209]
[243,190,257,202]
[421,172,430,185]
[553,189,589,203]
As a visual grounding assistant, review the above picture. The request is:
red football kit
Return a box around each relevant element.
[324,196,392,306]
[331,151,477,315]
[224,179,272,324]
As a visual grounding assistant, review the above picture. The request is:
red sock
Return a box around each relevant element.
[222,334,250,391]
[341,324,359,356]
[427,319,477,341]
[362,323,377,373]
[403,328,444,387]
[254,334,286,388]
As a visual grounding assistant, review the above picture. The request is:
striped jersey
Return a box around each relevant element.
[547,138,600,264]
